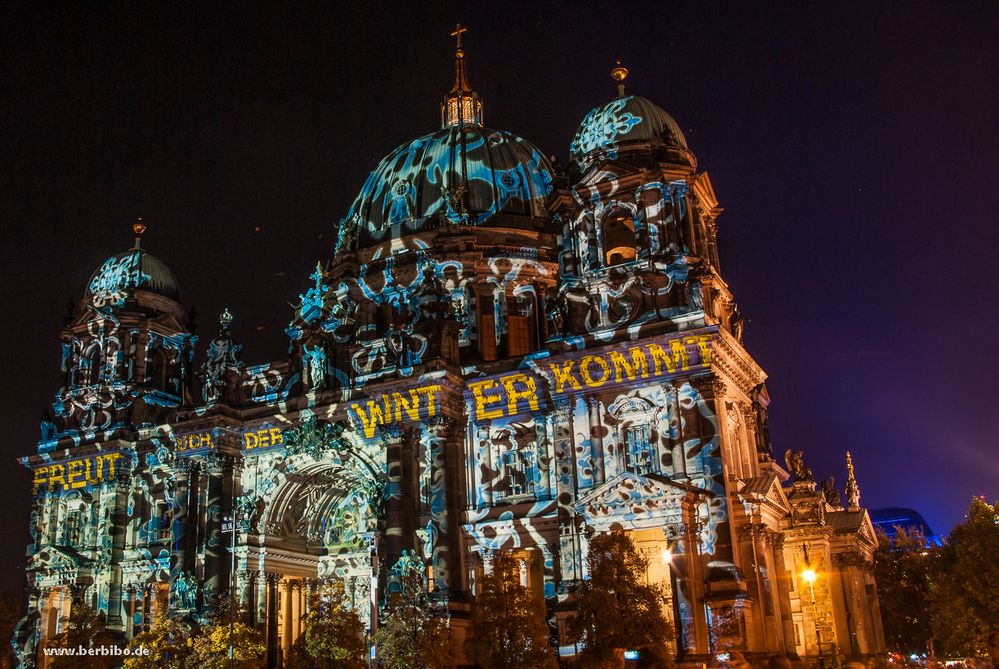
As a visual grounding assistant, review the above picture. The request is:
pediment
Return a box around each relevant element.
[26,546,92,572]
[857,511,878,546]
[739,474,791,515]
[576,471,694,519]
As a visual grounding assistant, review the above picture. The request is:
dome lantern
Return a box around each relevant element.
[441,23,483,128]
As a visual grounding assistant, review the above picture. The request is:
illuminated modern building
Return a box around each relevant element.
[15,34,886,668]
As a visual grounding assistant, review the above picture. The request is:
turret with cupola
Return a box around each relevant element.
[43,220,197,450]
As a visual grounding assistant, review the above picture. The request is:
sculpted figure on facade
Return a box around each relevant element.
[784,448,814,482]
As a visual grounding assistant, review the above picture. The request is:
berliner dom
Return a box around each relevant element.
[15,30,886,668]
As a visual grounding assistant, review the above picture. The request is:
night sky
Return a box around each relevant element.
[2,2,996,593]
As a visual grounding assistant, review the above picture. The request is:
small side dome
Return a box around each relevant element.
[84,248,180,309]
[570,95,689,168]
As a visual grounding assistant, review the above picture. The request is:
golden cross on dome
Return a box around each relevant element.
[451,23,467,52]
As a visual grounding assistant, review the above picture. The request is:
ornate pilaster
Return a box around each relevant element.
[378,423,415,602]
[419,415,460,596]
[105,469,133,630]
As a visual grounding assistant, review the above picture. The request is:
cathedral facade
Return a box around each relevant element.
[16,40,886,668]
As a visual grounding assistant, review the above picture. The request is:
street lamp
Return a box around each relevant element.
[801,547,823,669]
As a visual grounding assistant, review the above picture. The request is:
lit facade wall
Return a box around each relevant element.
[15,80,885,669]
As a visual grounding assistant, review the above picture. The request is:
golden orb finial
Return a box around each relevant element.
[611,60,629,82]
[132,217,146,248]
[611,60,629,97]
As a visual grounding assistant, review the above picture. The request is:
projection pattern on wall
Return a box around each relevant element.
[340,126,554,249]
[16,82,816,668]
[569,97,642,156]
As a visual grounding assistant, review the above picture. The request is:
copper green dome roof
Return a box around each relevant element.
[345,125,554,249]
[85,248,180,308]
[570,95,688,164]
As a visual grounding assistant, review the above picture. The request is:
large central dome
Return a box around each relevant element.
[346,125,554,247]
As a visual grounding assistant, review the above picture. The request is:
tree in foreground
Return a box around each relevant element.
[569,531,673,669]
[0,592,22,669]
[284,578,366,669]
[466,552,557,669]
[122,601,193,669]
[375,566,452,669]
[47,602,116,669]
[930,497,999,658]
[186,595,265,669]
[187,623,266,669]
[872,525,935,656]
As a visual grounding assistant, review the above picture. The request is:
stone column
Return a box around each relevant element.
[170,459,194,579]
[255,570,268,634]
[737,522,772,651]
[551,398,581,589]
[421,416,461,595]
[378,424,410,587]
[201,453,228,607]
[281,581,292,658]
[666,385,688,479]
[105,470,132,630]
[239,571,256,627]
[586,397,605,485]
[265,573,279,669]
[292,580,303,640]
[767,531,798,657]
[678,493,710,655]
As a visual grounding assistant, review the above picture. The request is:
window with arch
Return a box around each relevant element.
[491,423,539,502]
[506,293,538,358]
[146,347,171,393]
[478,293,497,362]
[624,424,654,475]
[609,397,659,476]
[62,501,84,546]
[83,346,102,385]
[601,210,638,265]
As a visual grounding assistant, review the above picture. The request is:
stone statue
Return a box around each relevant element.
[199,308,243,404]
[821,477,842,508]
[544,289,565,337]
[304,345,326,389]
[784,449,814,482]
[334,216,357,256]
[388,549,427,597]
[845,451,862,510]
[182,572,198,609]
[173,570,199,610]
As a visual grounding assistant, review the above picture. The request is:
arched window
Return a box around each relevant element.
[146,348,171,392]
[624,425,654,475]
[602,210,637,265]
[83,346,102,385]
[478,293,497,362]
[506,294,538,358]
[492,424,539,501]
[64,505,82,546]
[609,397,659,477]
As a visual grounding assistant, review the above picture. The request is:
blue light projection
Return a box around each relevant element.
[87,252,149,309]
[569,97,642,156]
[16,78,873,668]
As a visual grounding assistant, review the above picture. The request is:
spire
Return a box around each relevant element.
[845,451,861,511]
[132,217,146,249]
[611,60,629,98]
[441,23,483,128]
